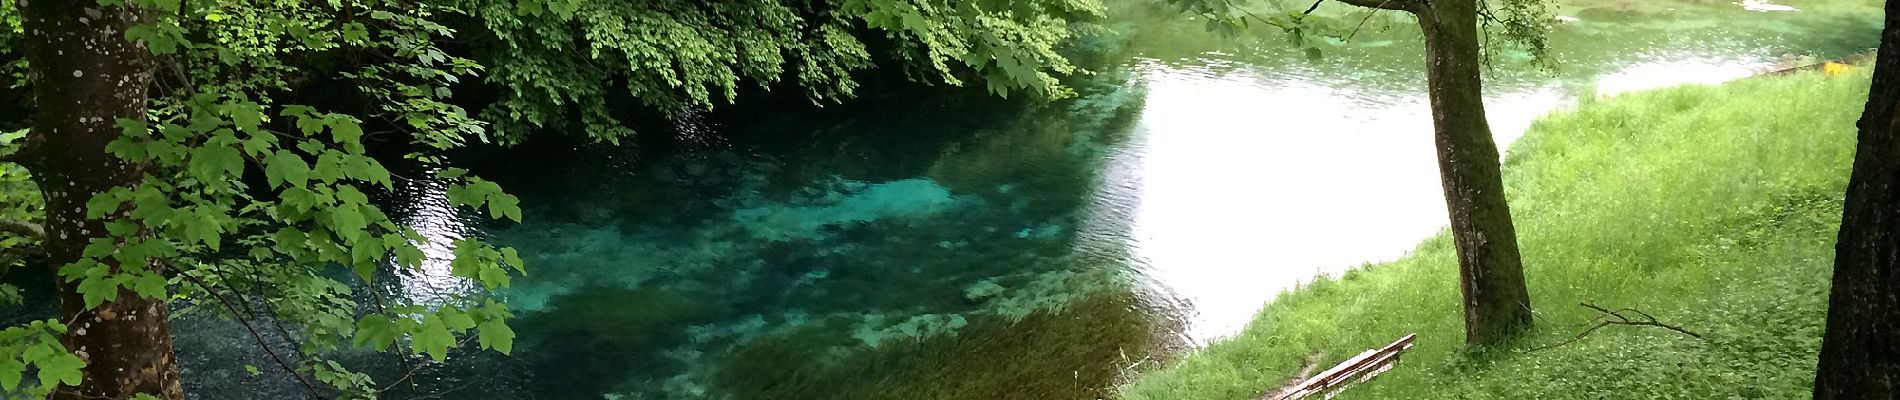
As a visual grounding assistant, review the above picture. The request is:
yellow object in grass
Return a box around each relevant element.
[1824,61,1852,77]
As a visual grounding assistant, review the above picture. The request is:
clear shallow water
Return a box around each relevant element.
[1,0,1875,398]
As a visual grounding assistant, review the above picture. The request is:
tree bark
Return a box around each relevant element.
[1413,0,1535,346]
[1813,1,1900,397]
[18,1,184,399]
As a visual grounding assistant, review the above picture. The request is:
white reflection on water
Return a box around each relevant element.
[391,169,479,305]
[1595,55,1775,96]
[1742,0,1800,12]
[1115,58,1563,342]
[1121,50,1782,343]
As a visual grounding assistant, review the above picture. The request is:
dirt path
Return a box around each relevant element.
[1255,352,1325,400]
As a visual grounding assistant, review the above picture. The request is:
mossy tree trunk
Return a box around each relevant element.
[1338,0,1534,346]
[17,1,185,399]
[1814,1,1900,396]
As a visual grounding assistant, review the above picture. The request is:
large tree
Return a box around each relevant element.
[0,0,1104,398]
[1813,0,1900,396]
[16,2,180,398]
[1164,0,1545,345]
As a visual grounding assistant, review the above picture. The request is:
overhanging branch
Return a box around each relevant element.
[173,268,326,398]
[1333,0,1423,12]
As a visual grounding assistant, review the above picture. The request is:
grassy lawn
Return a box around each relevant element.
[1120,69,1869,399]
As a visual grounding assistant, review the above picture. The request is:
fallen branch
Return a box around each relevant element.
[1531,302,1705,352]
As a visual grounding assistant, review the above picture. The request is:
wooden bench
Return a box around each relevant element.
[1274,333,1417,400]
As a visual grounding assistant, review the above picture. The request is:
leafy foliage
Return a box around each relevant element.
[0,0,1111,397]
[465,0,1106,143]
[0,320,80,400]
[0,129,36,281]
[5,0,523,396]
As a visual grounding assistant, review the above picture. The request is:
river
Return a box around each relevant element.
[10,0,1882,398]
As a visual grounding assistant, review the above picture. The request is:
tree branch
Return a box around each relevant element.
[1302,0,1325,15]
[174,268,326,398]
[1344,8,1386,42]
[1531,303,1705,352]
[0,219,44,241]
[1332,0,1422,12]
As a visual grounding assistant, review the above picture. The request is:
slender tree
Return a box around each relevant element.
[1813,0,1900,396]
[1165,0,1540,345]
[1398,0,1536,347]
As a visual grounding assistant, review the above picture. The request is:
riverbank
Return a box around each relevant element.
[1120,69,1868,399]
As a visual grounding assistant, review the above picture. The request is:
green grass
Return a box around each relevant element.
[1119,69,1870,399]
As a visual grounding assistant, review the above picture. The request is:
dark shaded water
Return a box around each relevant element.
[2,0,1885,399]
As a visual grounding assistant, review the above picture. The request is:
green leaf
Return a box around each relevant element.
[328,205,368,237]
[488,193,522,222]
[35,348,83,386]
[0,355,23,390]
[105,137,148,161]
[312,152,346,184]
[85,191,126,219]
[228,102,263,134]
[115,118,148,138]
[127,272,167,299]
[188,145,243,183]
[441,309,477,331]
[477,318,516,355]
[353,315,400,351]
[329,118,364,146]
[500,247,525,273]
[295,116,326,136]
[181,207,226,250]
[514,0,543,16]
[75,268,118,309]
[476,264,510,290]
[435,168,469,179]
[341,22,370,43]
[1,128,28,145]
[412,315,455,362]
[278,187,319,214]
[264,150,310,188]
[344,155,392,188]
[392,243,426,270]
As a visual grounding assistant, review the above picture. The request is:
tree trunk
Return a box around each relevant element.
[1813,1,1900,397]
[18,2,184,399]
[1414,0,1534,346]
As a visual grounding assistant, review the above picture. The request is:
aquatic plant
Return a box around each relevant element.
[511,286,730,397]
[712,291,1173,400]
